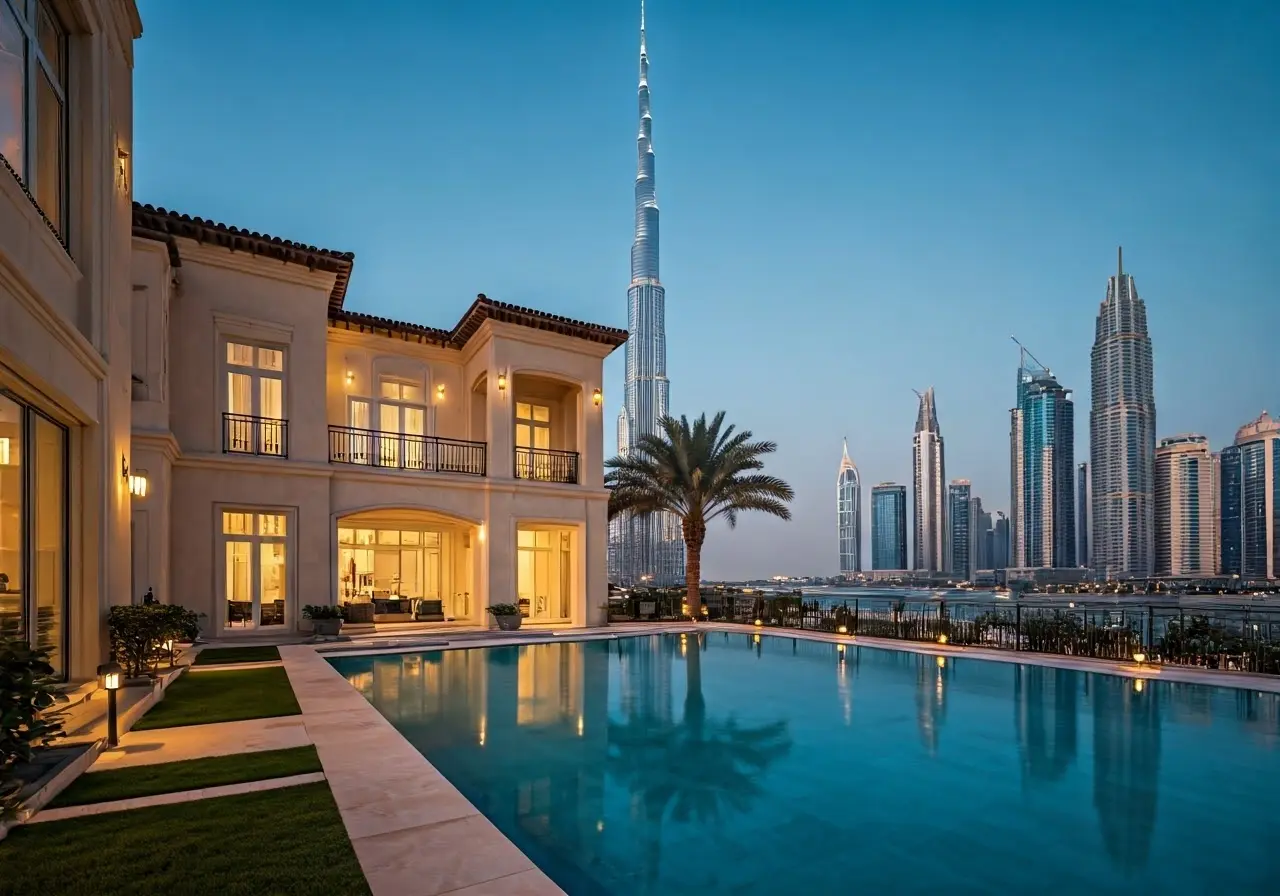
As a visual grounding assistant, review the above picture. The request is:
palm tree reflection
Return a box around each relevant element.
[608,633,792,891]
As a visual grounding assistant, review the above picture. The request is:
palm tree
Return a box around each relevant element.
[607,412,793,618]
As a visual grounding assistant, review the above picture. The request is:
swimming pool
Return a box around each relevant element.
[329,632,1280,894]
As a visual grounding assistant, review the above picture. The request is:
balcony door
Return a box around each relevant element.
[515,402,551,479]
[225,342,285,455]
[222,511,288,630]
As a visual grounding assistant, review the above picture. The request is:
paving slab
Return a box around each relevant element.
[30,772,326,823]
[88,716,311,771]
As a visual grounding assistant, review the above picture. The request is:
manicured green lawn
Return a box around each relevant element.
[132,667,300,730]
[48,746,322,807]
[0,782,370,895]
[192,645,281,666]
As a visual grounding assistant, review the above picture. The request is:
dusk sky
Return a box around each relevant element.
[134,0,1279,580]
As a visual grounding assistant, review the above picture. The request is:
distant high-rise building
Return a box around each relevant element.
[948,480,972,579]
[1010,350,1076,568]
[912,388,946,572]
[1154,434,1217,577]
[1219,412,1280,579]
[610,1,684,586]
[972,496,992,570]
[836,439,862,577]
[1090,247,1156,579]
[1077,462,1091,568]
[993,512,1011,569]
[872,483,908,570]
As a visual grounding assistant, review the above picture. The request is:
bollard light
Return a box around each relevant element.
[1132,652,1147,665]
[97,661,124,748]
[163,638,176,668]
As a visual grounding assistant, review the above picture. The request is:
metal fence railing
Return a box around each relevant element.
[609,592,1280,676]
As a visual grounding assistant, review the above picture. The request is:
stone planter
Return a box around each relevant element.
[492,614,522,632]
[311,618,343,637]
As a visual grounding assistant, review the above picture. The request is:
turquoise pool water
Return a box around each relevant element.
[330,633,1280,894]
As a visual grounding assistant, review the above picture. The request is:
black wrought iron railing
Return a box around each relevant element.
[615,591,1280,676]
[514,446,579,484]
[223,412,288,457]
[328,425,487,476]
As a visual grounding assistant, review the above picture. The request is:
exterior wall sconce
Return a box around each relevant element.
[497,372,507,391]
[436,383,446,400]
[121,453,129,479]
[116,148,129,193]
[344,370,355,387]
[592,388,602,407]
[129,471,149,498]
[477,523,486,543]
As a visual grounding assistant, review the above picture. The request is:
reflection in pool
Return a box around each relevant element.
[329,633,1280,894]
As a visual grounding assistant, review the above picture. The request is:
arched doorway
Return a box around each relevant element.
[336,509,478,625]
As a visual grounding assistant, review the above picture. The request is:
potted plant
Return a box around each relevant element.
[488,603,523,632]
[302,604,345,637]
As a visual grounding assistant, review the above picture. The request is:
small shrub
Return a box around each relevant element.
[488,603,520,616]
[1,638,66,817]
[108,604,200,678]
[301,605,344,621]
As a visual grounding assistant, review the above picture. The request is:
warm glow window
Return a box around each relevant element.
[224,341,286,455]
[516,528,572,621]
[222,510,288,629]
[515,402,551,451]
[0,1,69,237]
[337,525,463,618]
[0,391,67,676]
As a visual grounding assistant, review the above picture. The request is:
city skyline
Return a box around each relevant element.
[131,0,1280,579]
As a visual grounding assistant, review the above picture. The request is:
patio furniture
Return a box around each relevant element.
[415,599,445,622]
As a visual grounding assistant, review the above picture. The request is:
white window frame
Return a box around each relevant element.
[217,506,293,633]
[1,0,70,237]
[221,337,288,455]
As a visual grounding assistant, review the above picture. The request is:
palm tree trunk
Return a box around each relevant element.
[683,520,705,621]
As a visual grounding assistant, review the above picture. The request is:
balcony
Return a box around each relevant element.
[514,446,579,484]
[328,425,487,477]
[223,413,289,457]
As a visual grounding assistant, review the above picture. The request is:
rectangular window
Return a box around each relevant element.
[516,527,571,622]
[0,390,68,676]
[0,1,68,237]
[372,376,429,469]
[221,509,289,630]
[223,339,287,456]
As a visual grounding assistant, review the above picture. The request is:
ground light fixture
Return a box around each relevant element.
[97,661,123,748]
[1132,651,1147,665]
[753,618,762,626]
[163,638,176,667]
[937,634,949,645]
[837,624,848,634]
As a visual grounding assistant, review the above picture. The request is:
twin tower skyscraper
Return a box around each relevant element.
[609,2,685,587]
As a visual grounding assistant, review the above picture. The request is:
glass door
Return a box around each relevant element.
[222,511,287,629]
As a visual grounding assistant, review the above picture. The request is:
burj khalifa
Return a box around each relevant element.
[609,1,685,587]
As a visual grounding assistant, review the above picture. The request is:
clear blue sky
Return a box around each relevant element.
[134,0,1279,580]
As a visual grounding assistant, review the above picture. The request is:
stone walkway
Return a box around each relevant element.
[87,715,312,771]
[30,772,326,823]
[280,645,564,896]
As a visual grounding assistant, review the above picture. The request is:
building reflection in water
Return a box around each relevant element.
[1014,665,1078,784]
[915,654,951,755]
[1091,673,1161,875]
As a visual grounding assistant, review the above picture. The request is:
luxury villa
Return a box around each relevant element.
[0,0,622,685]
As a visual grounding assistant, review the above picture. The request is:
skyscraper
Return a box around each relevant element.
[1219,412,1280,580]
[948,480,972,580]
[993,512,1011,569]
[609,1,684,587]
[1010,349,1076,569]
[836,439,862,577]
[1090,247,1156,580]
[912,388,946,572]
[871,483,908,570]
[1077,462,1091,568]
[1154,434,1217,577]
[971,496,992,571]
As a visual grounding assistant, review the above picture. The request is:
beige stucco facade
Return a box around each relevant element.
[1,1,622,682]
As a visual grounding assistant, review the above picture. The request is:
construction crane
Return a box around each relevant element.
[1010,335,1050,375]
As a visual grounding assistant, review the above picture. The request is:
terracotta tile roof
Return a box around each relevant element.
[334,295,628,350]
[131,203,354,309]
[131,203,626,350]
